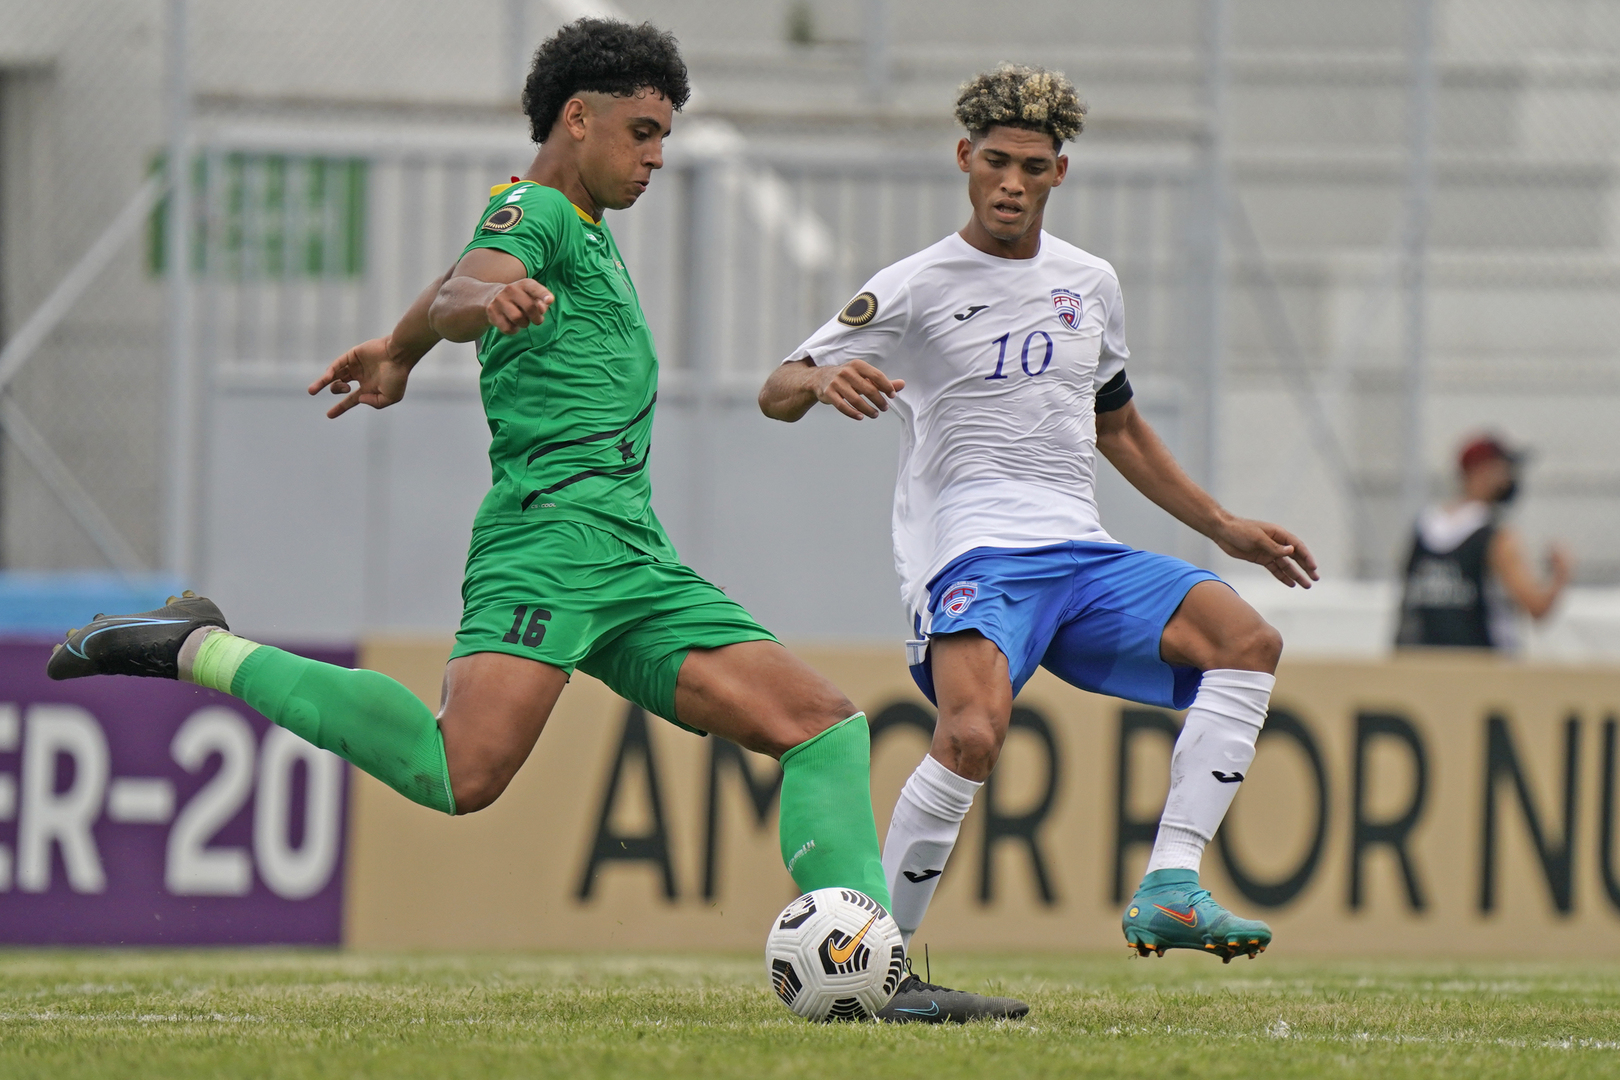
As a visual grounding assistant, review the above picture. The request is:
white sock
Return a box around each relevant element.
[1145,669,1275,876]
[882,753,982,949]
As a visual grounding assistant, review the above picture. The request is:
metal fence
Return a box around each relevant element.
[7,0,1620,619]
[157,126,1207,599]
[177,127,1203,393]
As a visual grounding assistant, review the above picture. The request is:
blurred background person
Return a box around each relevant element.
[1395,434,1572,651]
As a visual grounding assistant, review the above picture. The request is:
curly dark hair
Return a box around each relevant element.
[955,64,1086,147]
[523,19,691,143]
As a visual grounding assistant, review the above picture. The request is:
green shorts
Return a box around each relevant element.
[453,520,776,729]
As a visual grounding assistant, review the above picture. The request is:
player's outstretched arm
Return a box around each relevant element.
[759,358,905,422]
[310,249,554,419]
[1097,400,1319,588]
[1489,527,1572,619]
[428,248,553,343]
[309,263,456,419]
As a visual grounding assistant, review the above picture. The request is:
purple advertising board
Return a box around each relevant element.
[0,638,352,944]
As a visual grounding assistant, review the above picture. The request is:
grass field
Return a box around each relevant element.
[2,951,1619,1079]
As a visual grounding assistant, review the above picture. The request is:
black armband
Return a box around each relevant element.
[1095,369,1133,413]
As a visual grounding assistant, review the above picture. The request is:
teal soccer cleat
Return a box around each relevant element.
[1121,868,1272,963]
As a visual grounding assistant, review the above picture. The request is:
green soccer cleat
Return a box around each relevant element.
[46,592,227,681]
[1121,868,1272,963]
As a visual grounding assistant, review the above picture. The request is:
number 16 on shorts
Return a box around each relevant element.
[502,605,552,648]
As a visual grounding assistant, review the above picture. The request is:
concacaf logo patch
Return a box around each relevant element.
[941,581,978,618]
[482,205,524,233]
[1051,288,1084,330]
[837,291,879,327]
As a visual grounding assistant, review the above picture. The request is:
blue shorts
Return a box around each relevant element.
[907,542,1221,711]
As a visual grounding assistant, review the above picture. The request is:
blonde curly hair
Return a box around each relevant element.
[954,64,1086,145]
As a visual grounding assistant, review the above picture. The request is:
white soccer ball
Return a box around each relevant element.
[765,887,905,1022]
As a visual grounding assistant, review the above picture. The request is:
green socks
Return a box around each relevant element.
[187,631,455,815]
[778,713,892,910]
[183,631,886,888]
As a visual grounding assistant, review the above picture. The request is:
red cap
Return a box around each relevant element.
[1458,434,1517,472]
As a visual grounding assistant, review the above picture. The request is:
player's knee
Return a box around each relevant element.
[933,709,1004,781]
[789,689,860,749]
[449,763,514,815]
[1220,618,1282,674]
[752,684,859,759]
[950,728,1002,781]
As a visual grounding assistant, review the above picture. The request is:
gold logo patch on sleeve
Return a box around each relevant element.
[837,291,879,327]
[482,205,524,233]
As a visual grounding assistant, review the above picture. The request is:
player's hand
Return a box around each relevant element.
[486,279,554,334]
[1214,517,1319,588]
[1548,541,1574,584]
[814,359,905,420]
[308,337,413,419]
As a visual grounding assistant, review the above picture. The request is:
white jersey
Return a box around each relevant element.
[785,230,1131,616]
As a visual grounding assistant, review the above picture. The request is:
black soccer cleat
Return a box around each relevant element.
[46,591,228,681]
[875,959,1029,1024]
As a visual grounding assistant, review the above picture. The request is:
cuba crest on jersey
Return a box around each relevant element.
[1051,288,1084,330]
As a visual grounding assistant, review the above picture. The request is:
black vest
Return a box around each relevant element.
[1395,517,1496,648]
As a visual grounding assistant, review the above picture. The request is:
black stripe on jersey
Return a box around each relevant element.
[526,393,657,464]
[1095,370,1134,414]
[521,453,650,507]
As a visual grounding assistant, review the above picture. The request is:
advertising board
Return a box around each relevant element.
[0,640,351,944]
[347,643,1620,957]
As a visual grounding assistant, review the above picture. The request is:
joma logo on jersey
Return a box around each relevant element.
[941,581,978,617]
[1051,288,1084,330]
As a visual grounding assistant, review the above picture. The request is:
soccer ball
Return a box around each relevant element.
[765,887,905,1022]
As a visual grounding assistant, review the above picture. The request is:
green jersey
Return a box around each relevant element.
[460,181,674,561]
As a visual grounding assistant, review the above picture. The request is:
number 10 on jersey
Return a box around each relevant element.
[986,331,1054,380]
